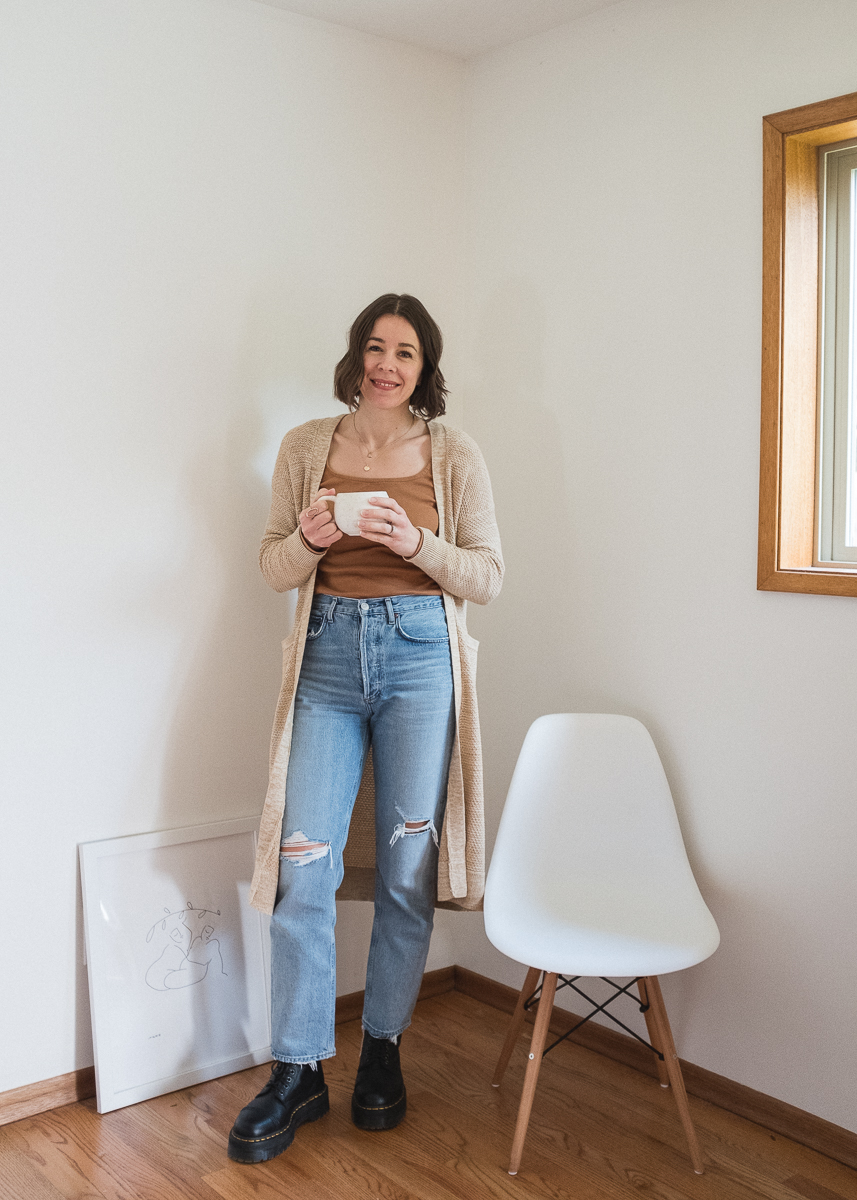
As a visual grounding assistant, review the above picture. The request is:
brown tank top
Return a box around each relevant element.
[314,461,442,598]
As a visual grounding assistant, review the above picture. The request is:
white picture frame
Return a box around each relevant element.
[79,816,271,1114]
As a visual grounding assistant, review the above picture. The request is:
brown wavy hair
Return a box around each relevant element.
[333,294,448,420]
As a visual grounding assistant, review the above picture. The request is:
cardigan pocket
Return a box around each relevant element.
[459,630,479,679]
[281,630,299,677]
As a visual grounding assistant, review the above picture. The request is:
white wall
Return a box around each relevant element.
[4,0,856,1140]
[0,0,464,1092]
[459,0,857,1134]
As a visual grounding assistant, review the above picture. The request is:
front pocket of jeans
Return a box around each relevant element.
[394,612,449,643]
[306,617,327,640]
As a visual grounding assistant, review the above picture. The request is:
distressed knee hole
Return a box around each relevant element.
[389,818,439,848]
[280,830,332,867]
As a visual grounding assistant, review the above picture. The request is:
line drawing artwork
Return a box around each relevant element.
[144,901,228,991]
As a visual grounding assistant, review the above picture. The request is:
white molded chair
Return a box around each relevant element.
[484,714,720,1176]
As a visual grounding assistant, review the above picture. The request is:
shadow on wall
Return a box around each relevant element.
[154,400,286,832]
[155,292,344,833]
[465,281,579,849]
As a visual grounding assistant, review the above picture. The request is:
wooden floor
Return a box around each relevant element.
[2,990,856,1200]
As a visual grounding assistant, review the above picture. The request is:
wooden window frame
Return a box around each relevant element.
[759,91,857,595]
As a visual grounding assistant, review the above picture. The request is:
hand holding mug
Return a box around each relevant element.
[357,494,421,558]
[299,489,342,550]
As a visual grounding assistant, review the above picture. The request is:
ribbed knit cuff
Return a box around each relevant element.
[404,528,447,576]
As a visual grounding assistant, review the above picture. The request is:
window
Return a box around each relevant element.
[758,91,857,595]
[818,139,857,563]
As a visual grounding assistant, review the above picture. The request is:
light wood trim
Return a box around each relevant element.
[765,89,857,136]
[453,965,857,1171]
[759,90,857,595]
[758,115,784,586]
[0,1068,95,1128]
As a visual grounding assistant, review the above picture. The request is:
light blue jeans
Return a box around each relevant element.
[270,594,455,1063]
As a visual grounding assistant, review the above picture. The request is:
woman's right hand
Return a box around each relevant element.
[299,489,342,551]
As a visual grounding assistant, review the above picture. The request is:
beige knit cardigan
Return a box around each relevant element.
[248,416,504,915]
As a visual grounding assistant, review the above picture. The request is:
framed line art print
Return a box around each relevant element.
[79,816,271,1113]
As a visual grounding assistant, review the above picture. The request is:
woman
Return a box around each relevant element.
[228,294,503,1163]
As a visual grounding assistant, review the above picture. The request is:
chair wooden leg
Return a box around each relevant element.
[636,977,669,1088]
[492,965,542,1088]
[643,976,705,1174]
[508,971,557,1176]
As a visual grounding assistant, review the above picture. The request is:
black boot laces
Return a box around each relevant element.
[265,1060,299,1100]
[365,1036,398,1071]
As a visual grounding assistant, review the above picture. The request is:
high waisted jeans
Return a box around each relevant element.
[270,594,455,1063]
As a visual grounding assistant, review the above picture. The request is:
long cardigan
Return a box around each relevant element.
[248,416,504,915]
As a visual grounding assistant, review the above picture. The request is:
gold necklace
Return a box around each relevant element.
[352,409,416,472]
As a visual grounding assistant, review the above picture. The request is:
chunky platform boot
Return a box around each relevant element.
[228,1061,329,1162]
[351,1032,407,1131]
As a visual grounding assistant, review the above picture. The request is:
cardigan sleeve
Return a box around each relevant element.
[407,432,504,606]
[259,432,325,593]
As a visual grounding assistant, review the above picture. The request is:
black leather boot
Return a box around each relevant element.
[228,1060,329,1162]
[351,1032,406,1130]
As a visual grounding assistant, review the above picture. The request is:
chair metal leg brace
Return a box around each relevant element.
[508,972,557,1176]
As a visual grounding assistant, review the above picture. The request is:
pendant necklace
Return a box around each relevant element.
[352,409,415,471]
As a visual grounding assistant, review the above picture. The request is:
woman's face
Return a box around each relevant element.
[359,314,424,412]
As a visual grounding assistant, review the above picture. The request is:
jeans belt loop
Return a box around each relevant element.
[384,598,395,625]
[326,598,338,622]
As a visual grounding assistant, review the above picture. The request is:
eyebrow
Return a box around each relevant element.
[367,337,419,352]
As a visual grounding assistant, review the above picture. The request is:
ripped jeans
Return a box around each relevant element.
[270,594,455,1063]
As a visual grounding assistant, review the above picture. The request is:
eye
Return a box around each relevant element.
[399,350,413,359]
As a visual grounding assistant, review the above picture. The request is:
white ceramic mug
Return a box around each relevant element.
[319,490,389,538]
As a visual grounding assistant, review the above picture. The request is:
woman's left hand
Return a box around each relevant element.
[358,495,421,558]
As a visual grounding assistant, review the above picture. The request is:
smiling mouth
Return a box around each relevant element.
[371,379,399,390]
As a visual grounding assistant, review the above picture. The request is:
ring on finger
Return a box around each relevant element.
[387,521,394,534]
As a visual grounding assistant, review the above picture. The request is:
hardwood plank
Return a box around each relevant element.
[405,1087,642,1200]
[0,1145,68,1200]
[203,1159,345,1200]
[784,1176,857,1200]
[1,1118,108,1200]
[2,1110,137,1200]
[323,1130,489,1200]
[408,1030,720,1199]
[18,1103,221,1200]
[95,1089,230,1189]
